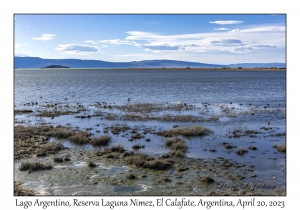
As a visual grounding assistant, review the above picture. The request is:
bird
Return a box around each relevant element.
[177,101,182,105]
[127,98,131,101]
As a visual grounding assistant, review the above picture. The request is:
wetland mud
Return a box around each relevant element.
[14,100,286,196]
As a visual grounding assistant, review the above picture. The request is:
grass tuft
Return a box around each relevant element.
[157,125,212,137]
[90,135,111,146]
[276,143,286,152]
[19,161,52,172]
[165,138,187,158]
[235,148,248,156]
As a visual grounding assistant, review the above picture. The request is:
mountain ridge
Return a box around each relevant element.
[14,57,286,69]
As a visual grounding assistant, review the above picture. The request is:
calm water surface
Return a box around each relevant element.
[15,69,286,107]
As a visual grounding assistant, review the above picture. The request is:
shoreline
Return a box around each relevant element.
[14,67,286,71]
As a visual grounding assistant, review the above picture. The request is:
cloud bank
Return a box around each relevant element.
[55,44,101,55]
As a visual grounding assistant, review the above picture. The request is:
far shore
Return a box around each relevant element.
[14,67,286,71]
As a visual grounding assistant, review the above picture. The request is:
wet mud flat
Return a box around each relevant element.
[14,101,286,196]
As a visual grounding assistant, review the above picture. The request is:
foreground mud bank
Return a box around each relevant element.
[14,102,286,196]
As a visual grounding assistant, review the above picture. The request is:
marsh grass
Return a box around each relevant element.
[125,153,172,170]
[157,125,212,137]
[105,113,216,123]
[90,135,111,146]
[14,110,33,114]
[88,161,97,167]
[14,181,35,196]
[126,174,136,179]
[244,130,260,135]
[224,143,235,150]
[132,144,145,150]
[199,176,215,183]
[116,103,165,113]
[19,161,52,172]
[235,148,248,156]
[36,142,64,157]
[53,156,64,163]
[113,102,198,114]
[68,131,91,144]
[165,138,187,157]
[275,143,286,152]
[110,145,125,153]
[14,127,65,160]
[37,110,80,117]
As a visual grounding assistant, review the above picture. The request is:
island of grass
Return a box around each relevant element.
[43,65,69,68]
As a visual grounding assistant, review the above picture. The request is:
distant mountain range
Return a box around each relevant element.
[14,57,286,69]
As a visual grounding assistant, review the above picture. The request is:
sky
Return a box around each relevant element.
[14,14,286,64]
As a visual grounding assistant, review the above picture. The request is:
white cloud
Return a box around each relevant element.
[227,46,253,53]
[99,39,136,45]
[209,20,244,25]
[32,34,56,41]
[55,44,101,55]
[84,40,98,44]
[227,43,276,53]
[228,28,240,33]
[98,23,285,62]
[214,28,230,30]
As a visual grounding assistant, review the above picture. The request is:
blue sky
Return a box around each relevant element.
[14,14,286,64]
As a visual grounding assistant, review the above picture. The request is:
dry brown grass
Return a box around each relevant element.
[244,130,260,135]
[235,148,248,156]
[67,131,91,144]
[224,143,235,150]
[14,128,64,160]
[110,145,125,153]
[160,115,199,122]
[132,144,145,150]
[199,176,215,183]
[116,103,165,113]
[88,161,97,167]
[37,110,80,117]
[35,142,64,157]
[19,161,52,172]
[14,110,33,114]
[14,181,35,196]
[276,143,286,152]
[90,135,111,146]
[53,156,64,163]
[144,159,172,170]
[114,102,197,114]
[165,138,187,157]
[125,153,172,170]
[157,125,212,137]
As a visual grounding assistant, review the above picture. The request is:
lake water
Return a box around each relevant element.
[14,69,286,195]
[15,69,286,108]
